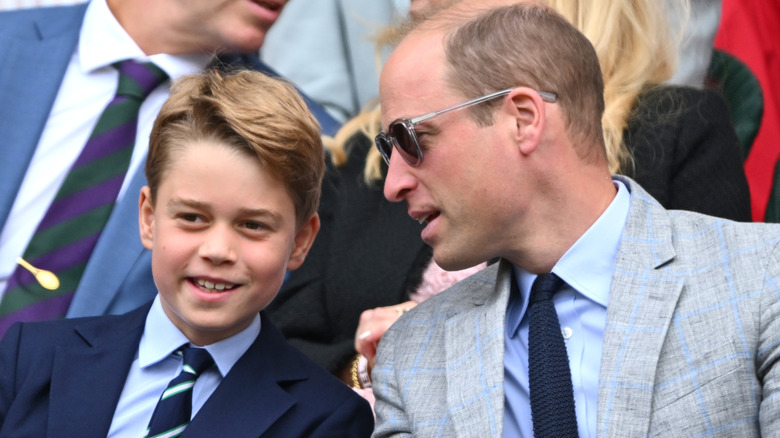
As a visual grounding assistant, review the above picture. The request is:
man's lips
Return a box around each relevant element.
[411,210,440,225]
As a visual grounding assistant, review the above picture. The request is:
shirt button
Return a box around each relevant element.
[562,327,573,339]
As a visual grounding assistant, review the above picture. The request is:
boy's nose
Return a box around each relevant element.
[198,225,238,265]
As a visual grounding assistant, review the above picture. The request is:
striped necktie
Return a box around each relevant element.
[0,60,168,335]
[145,347,215,438]
[528,273,579,437]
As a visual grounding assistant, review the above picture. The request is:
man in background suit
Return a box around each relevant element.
[0,0,338,335]
[371,2,780,436]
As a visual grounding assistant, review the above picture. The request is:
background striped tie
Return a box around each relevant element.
[146,347,215,438]
[0,60,168,336]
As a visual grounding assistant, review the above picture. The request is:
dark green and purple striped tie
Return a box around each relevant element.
[0,60,168,335]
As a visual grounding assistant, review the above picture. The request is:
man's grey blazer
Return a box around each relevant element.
[372,176,780,437]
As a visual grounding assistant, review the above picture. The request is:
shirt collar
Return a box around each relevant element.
[551,178,630,306]
[138,296,261,378]
[78,0,213,78]
[507,178,630,336]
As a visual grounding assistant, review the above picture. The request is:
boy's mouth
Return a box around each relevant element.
[191,278,238,293]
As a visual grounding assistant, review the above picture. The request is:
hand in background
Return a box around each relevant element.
[354,300,417,368]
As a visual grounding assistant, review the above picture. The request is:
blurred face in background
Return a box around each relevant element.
[110,0,288,55]
[172,0,287,53]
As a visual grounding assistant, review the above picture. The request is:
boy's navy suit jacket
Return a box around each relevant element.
[0,304,374,437]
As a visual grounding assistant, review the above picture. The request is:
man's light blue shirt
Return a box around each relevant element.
[107,296,260,437]
[504,180,630,438]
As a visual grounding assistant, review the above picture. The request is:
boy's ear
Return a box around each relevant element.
[287,213,321,271]
[138,186,155,251]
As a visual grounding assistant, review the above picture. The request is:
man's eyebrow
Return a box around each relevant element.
[412,120,442,135]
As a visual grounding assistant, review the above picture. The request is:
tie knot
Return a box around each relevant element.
[529,273,565,304]
[113,59,169,100]
[179,347,214,376]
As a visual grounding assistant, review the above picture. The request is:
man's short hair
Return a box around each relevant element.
[146,69,325,226]
[424,2,606,158]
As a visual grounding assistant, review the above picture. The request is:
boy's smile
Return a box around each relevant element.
[192,277,239,292]
[139,140,318,346]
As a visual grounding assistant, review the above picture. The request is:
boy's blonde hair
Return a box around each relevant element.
[146,69,325,226]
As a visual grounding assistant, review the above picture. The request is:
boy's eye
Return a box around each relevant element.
[243,221,267,231]
[179,213,202,222]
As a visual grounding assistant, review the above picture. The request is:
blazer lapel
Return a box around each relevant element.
[0,5,85,225]
[68,165,155,316]
[445,262,509,437]
[597,177,684,438]
[185,314,303,437]
[47,304,148,437]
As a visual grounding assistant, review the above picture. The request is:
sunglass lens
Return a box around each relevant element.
[375,135,393,164]
[390,123,420,165]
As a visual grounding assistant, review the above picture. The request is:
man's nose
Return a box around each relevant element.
[383,151,417,202]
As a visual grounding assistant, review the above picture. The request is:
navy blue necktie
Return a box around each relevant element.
[528,273,578,437]
[145,347,214,438]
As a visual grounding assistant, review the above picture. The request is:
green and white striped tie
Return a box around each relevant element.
[145,347,214,438]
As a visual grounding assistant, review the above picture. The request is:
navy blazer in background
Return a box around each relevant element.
[0,305,374,437]
[0,3,340,319]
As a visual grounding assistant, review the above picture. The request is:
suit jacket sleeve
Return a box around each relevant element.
[0,323,22,431]
[624,86,751,222]
[759,240,780,433]
[307,391,375,438]
[371,322,412,438]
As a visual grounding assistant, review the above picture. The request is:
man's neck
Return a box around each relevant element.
[506,170,617,274]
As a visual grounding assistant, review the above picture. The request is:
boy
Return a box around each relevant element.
[0,69,374,437]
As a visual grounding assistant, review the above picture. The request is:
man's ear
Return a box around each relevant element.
[138,186,155,251]
[287,213,321,271]
[507,87,546,155]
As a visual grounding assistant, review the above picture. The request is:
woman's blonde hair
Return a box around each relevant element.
[325,0,688,180]
[542,0,685,173]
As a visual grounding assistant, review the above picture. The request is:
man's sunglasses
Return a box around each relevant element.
[375,88,557,167]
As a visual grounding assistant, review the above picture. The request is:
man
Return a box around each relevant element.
[0,0,338,335]
[371,2,780,437]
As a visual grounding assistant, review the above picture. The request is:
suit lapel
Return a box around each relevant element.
[69,165,155,316]
[0,5,85,225]
[445,262,508,437]
[597,178,684,437]
[185,313,303,437]
[47,304,148,437]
